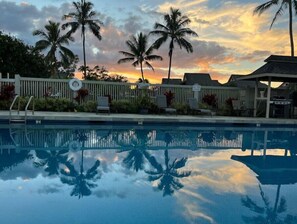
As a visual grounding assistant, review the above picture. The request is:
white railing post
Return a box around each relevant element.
[15,74,21,96]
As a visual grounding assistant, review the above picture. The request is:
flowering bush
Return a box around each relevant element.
[75,88,89,102]
[164,90,175,106]
[0,84,15,100]
[202,94,217,108]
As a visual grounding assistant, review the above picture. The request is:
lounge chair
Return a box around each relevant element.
[96,96,110,114]
[188,98,213,115]
[156,95,176,114]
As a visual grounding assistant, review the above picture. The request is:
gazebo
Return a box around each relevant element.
[237,55,297,118]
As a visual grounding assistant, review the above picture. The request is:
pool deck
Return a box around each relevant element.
[1,110,297,126]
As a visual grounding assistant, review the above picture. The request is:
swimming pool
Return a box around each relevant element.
[1,124,297,224]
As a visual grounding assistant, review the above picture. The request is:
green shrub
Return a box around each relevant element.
[34,98,76,112]
[76,101,96,112]
[0,99,11,110]
[173,102,189,115]
[111,100,138,113]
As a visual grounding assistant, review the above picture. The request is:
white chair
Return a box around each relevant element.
[156,95,176,114]
[188,98,213,115]
[96,96,110,114]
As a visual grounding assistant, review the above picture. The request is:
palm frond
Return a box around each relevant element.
[253,0,279,15]
[270,3,285,29]
[117,57,134,64]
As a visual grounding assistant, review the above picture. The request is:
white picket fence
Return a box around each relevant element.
[0,75,243,107]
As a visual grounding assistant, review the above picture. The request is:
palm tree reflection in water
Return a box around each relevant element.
[34,150,69,176]
[242,185,297,223]
[60,130,101,199]
[117,129,157,172]
[145,132,191,196]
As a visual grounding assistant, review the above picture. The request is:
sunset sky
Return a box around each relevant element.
[0,0,295,83]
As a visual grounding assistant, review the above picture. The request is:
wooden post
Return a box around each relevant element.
[265,77,271,118]
[253,79,258,117]
[15,74,21,96]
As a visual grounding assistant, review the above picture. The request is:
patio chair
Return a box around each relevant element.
[188,98,213,115]
[156,95,176,114]
[96,96,110,114]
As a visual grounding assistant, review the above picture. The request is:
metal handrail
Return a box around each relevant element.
[9,95,20,119]
[25,96,34,122]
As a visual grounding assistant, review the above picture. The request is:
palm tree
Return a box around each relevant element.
[33,20,75,78]
[145,149,191,196]
[254,0,297,57]
[62,0,103,77]
[150,8,198,83]
[118,32,163,81]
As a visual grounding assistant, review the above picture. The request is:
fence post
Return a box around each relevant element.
[192,84,201,100]
[15,74,21,95]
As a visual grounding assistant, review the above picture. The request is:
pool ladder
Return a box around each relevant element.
[9,95,35,124]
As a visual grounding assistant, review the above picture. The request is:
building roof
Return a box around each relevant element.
[225,74,267,88]
[161,78,182,85]
[238,55,297,82]
[183,73,221,86]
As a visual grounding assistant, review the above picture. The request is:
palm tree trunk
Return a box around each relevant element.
[140,62,145,81]
[167,39,174,84]
[82,25,87,77]
[80,149,84,174]
[289,0,295,57]
[273,184,281,215]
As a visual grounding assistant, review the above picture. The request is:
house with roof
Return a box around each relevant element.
[182,73,221,86]
[225,74,267,89]
[161,78,182,85]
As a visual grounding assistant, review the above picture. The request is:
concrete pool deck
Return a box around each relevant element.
[1,110,297,125]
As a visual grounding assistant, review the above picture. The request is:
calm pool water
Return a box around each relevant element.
[1,124,297,224]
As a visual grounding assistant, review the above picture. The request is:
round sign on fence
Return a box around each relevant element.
[69,78,82,91]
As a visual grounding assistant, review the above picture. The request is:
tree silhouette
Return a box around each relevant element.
[60,129,101,198]
[150,8,198,83]
[60,158,100,199]
[0,150,32,173]
[33,20,75,78]
[118,32,162,81]
[34,150,69,176]
[62,0,103,77]
[117,129,156,172]
[241,184,297,223]
[145,149,191,196]
[254,0,297,56]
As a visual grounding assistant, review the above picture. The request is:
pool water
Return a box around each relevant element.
[1,124,297,224]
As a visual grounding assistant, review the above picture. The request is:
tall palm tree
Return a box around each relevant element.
[118,32,163,81]
[150,8,198,83]
[62,0,103,77]
[33,20,75,78]
[254,0,297,57]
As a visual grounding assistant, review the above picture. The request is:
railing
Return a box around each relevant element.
[2,75,242,108]
[25,96,34,122]
[9,95,20,119]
